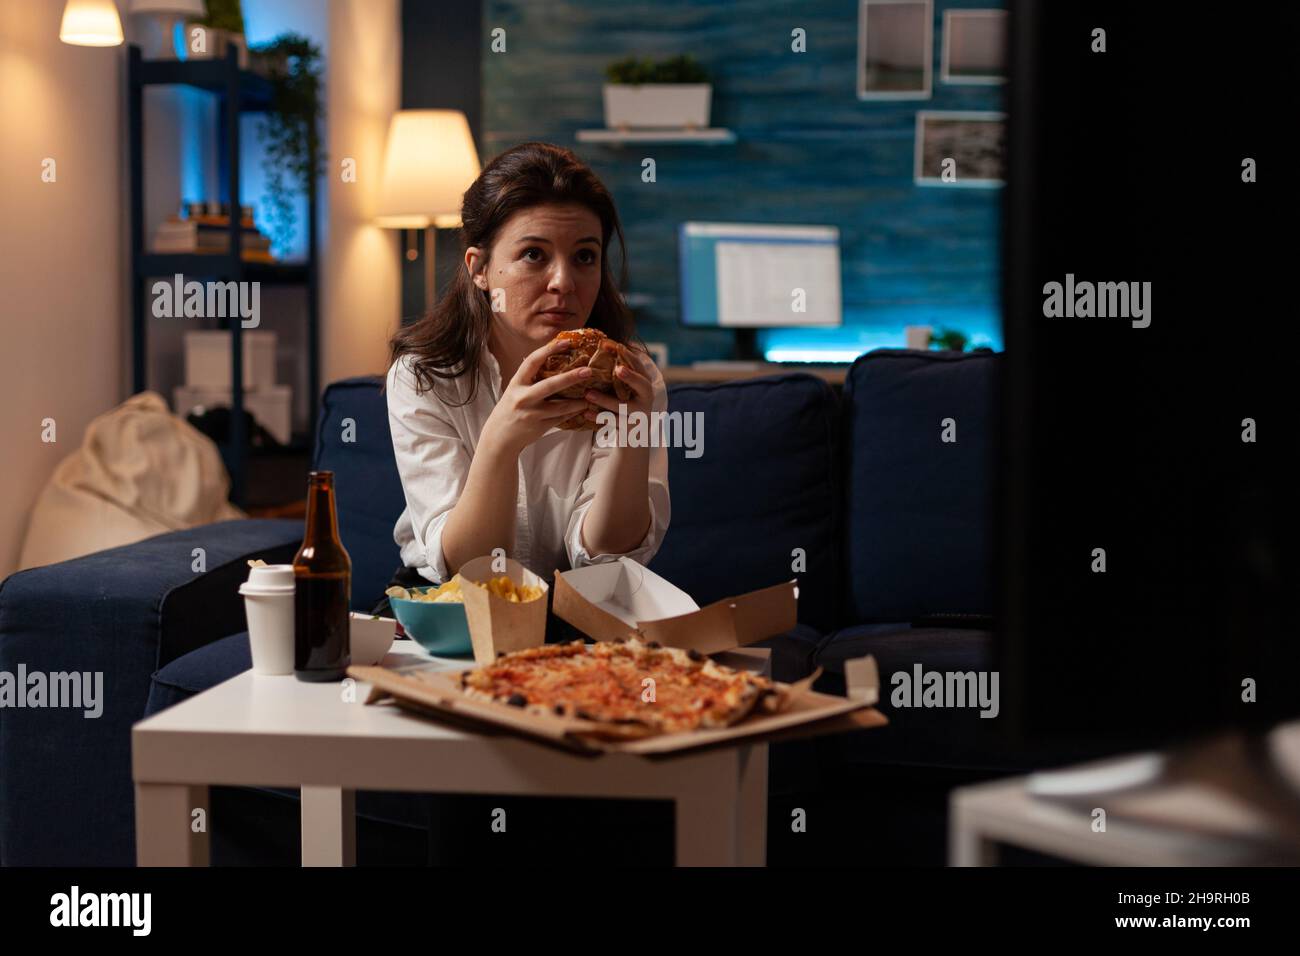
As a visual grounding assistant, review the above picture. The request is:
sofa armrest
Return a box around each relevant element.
[0,518,300,865]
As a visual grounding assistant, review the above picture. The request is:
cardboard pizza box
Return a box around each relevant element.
[552,557,798,654]
[347,652,886,756]
[457,555,549,665]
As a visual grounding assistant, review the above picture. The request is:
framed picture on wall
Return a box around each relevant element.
[914,111,1006,187]
[941,9,1008,84]
[857,0,934,100]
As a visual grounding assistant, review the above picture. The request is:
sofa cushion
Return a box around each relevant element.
[841,350,997,624]
[312,376,407,612]
[145,630,251,716]
[647,374,841,633]
[749,622,824,684]
[813,624,994,686]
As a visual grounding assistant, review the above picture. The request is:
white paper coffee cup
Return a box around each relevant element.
[240,564,295,675]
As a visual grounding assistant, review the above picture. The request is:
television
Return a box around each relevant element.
[997,1,1295,767]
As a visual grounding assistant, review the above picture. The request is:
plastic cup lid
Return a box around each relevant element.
[240,583,295,596]
[244,564,295,591]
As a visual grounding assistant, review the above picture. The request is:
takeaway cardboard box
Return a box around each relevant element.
[552,557,797,654]
[457,555,549,665]
[351,651,885,755]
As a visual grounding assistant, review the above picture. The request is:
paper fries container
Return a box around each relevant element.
[552,557,797,654]
[457,555,549,665]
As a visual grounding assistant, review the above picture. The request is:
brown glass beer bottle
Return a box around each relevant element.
[293,471,352,681]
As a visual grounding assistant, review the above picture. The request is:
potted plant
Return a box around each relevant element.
[929,327,971,352]
[252,33,325,254]
[603,54,712,130]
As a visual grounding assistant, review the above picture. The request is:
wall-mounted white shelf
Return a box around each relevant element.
[576,128,737,145]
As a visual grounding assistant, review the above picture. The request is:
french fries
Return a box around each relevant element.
[385,573,543,605]
[482,575,545,603]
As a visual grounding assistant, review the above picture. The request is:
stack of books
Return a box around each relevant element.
[151,212,275,263]
[151,218,197,253]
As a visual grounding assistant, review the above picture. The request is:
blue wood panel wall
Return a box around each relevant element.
[482,0,1004,362]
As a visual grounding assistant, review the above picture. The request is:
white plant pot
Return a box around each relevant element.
[182,22,225,59]
[182,24,245,64]
[134,14,181,59]
[602,84,712,130]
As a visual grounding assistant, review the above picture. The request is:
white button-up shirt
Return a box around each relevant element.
[386,346,671,585]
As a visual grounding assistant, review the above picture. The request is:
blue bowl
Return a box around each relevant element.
[389,587,473,657]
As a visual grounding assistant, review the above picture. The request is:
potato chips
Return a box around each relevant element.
[385,573,543,605]
[386,576,465,604]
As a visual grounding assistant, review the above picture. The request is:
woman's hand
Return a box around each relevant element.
[580,345,656,431]
[480,338,594,456]
[573,344,658,556]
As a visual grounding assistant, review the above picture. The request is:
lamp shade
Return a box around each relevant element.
[129,0,205,14]
[376,110,481,229]
[59,0,125,46]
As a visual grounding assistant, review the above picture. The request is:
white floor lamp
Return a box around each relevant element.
[376,110,481,315]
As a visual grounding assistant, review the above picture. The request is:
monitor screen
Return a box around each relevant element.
[679,222,842,328]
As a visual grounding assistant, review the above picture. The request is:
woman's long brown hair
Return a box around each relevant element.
[388,142,643,404]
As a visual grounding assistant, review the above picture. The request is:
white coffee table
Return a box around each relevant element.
[949,721,1300,866]
[132,642,771,867]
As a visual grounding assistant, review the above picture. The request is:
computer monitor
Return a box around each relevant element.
[679,222,842,359]
[998,2,1294,759]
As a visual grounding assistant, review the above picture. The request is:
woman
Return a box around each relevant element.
[379,143,675,863]
[379,142,670,630]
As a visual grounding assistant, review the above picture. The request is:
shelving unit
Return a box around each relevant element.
[127,44,320,507]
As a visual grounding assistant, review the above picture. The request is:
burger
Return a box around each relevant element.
[534,328,633,430]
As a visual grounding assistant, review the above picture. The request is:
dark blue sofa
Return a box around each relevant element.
[0,348,1008,866]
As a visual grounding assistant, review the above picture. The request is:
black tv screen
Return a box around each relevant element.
[997,1,1295,755]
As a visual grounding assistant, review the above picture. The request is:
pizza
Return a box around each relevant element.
[457,637,787,737]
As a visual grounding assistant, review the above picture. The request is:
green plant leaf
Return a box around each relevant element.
[605,53,708,84]
[928,327,970,351]
[251,32,326,253]
[200,0,245,35]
